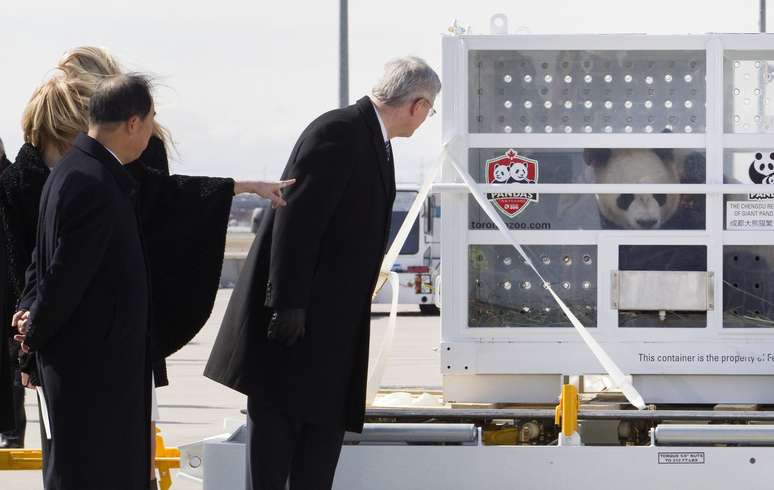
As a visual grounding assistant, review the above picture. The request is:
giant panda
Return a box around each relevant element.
[582,148,683,229]
[581,147,706,230]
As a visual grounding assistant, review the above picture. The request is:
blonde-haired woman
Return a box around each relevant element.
[56,46,173,174]
[0,77,68,453]
[0,48,291,490]
[58,46,120,80]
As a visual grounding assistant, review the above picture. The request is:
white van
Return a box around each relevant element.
[372,185,441,314]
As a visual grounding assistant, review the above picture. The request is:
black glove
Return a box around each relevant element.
[18,352,41,387]
[267,308,306,347]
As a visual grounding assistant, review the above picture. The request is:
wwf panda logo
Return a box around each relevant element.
[749,152,774,185]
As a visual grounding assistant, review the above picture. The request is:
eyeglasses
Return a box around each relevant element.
[417,98,437,118]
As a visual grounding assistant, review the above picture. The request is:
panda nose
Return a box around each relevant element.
[636,219,658,229]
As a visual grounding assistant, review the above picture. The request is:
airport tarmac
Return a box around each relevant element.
[2,290,441,489]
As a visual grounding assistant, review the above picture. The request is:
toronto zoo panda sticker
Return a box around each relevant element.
[485,149,539,218]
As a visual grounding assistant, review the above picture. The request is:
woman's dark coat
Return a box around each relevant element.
[0,136,233,439]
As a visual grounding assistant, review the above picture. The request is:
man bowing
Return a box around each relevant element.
[205,56,440,489]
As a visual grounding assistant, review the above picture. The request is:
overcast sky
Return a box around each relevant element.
[0,1,763,182]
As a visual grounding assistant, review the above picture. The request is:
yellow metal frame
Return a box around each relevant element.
[155,427,181,490]
[554,384,580,437]
[0,449,42,471]
[0,428,180,490]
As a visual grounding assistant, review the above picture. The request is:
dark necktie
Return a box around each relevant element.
[385,140,393,164]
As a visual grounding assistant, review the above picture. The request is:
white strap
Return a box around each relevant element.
[380,155,444,272]
[367,139,645,410]
[443,139,646,410]
[366,271,400,405]
[367,154,444,405]
[37,386,52,439]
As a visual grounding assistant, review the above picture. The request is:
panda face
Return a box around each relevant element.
[509,162,529,182]
[606,192,673,229]
[749,152,774,184]
[492,164,510,183]
[586,149,681,229]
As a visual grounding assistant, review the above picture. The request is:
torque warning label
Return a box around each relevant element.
[658,452,705,465]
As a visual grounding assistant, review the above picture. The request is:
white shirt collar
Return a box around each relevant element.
[104,145,123,165]
[370,98,389,143]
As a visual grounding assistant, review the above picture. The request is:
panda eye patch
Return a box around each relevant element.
[769,163,774,171]
[616,194,635,210]
[654,194,668,206]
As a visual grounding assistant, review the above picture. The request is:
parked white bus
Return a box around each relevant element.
[372,185,441,314]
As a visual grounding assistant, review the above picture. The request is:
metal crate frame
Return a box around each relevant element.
[440,34,774,404]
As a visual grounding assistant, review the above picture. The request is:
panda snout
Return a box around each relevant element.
[636,218,658,229]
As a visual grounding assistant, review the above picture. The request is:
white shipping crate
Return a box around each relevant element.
[439,31,774,405]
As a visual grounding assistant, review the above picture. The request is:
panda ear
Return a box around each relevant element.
[654,128,675,163]
[679,152,706,183]
[653,148,674,162]
[583,148,612,168]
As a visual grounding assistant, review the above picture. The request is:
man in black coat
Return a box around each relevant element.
[205,56,440,489]
[13,74,157,490]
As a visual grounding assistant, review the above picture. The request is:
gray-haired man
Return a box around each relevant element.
[206,56,440,489]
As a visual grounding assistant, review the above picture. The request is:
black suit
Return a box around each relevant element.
[205,96,395,488]
[19,133,151,490]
